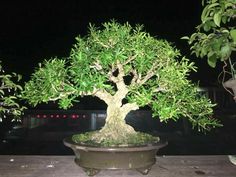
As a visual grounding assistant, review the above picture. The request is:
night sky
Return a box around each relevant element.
[0,0,221,85]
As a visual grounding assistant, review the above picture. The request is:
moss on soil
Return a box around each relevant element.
[72,131,160,147]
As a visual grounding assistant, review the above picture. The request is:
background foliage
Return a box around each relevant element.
[0,61,25,122]
[183,0,236,77]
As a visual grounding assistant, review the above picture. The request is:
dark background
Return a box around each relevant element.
[0,0,222,85]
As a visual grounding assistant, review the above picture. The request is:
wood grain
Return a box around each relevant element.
[0,155,235,177]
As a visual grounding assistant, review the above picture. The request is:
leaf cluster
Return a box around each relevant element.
[0,61,25,122]
[182,0,236,69]
[21,59,78,109]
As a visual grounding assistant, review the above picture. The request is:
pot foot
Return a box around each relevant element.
[83,167,100,176]
[136,166,152,175]
[228,155,236,165]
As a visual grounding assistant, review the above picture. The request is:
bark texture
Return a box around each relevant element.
[91,99,139,143]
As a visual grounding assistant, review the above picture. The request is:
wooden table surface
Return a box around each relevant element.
[0,155,235,177]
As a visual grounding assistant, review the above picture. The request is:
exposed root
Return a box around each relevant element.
[72,124,159,146]
[91,123,137,145]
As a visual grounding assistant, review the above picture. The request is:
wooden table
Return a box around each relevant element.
[0,155,235,177]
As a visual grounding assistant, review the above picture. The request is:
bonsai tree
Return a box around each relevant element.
[21,21,221,146]
[182,0,236,99]
[0,61,25,122]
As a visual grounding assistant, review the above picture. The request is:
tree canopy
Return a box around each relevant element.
[22,21,221,131]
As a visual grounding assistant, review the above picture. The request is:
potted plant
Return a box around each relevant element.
[21,21,221,175]
[182,0,236,165]
[0,61,25,140]
[182,0,236,100]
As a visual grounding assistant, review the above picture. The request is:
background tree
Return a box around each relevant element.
[0,61,25,122]
[183,0,236,99]
[21,21,221,145]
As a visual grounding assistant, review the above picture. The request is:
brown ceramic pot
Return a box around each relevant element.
[63,136,167,176]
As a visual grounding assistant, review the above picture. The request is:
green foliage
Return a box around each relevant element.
[183,0,236,73]
[22,20,221,131]
[22,59,77,108]
[0,61,25,122]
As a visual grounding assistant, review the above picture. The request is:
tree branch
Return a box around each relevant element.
[94,89,113,105]
[108,60,127,91]
[121,102,139,118]
[117,61,125,82]
[139,71,155,85]
[90,60,103,71]
[108,64,119,83]
[138,61,160,86]
[48,91,77,101]
[107,61,130,106]
[124,54,138,65]
[114,61,129,97]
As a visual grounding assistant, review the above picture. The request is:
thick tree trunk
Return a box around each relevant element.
[91,103,139,144]
[91,61,139,144]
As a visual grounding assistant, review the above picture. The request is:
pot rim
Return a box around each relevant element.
[63,137,168,152]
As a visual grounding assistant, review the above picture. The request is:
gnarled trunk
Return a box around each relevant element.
[91,102,139,143]
[91,61,139,143]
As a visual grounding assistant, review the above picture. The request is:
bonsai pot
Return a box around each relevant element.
[63,137,167,176]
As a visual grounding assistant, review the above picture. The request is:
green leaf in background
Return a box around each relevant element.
[184,0,235,69]
[213,11,222,27]
[203,21,212,32]
[181,36,189,40]
[201,2,219,23]
[220,44,231,60]
[211,38,222,51]
[230,29,236,42]
[0,61,26,121]
[207,54,217,68]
